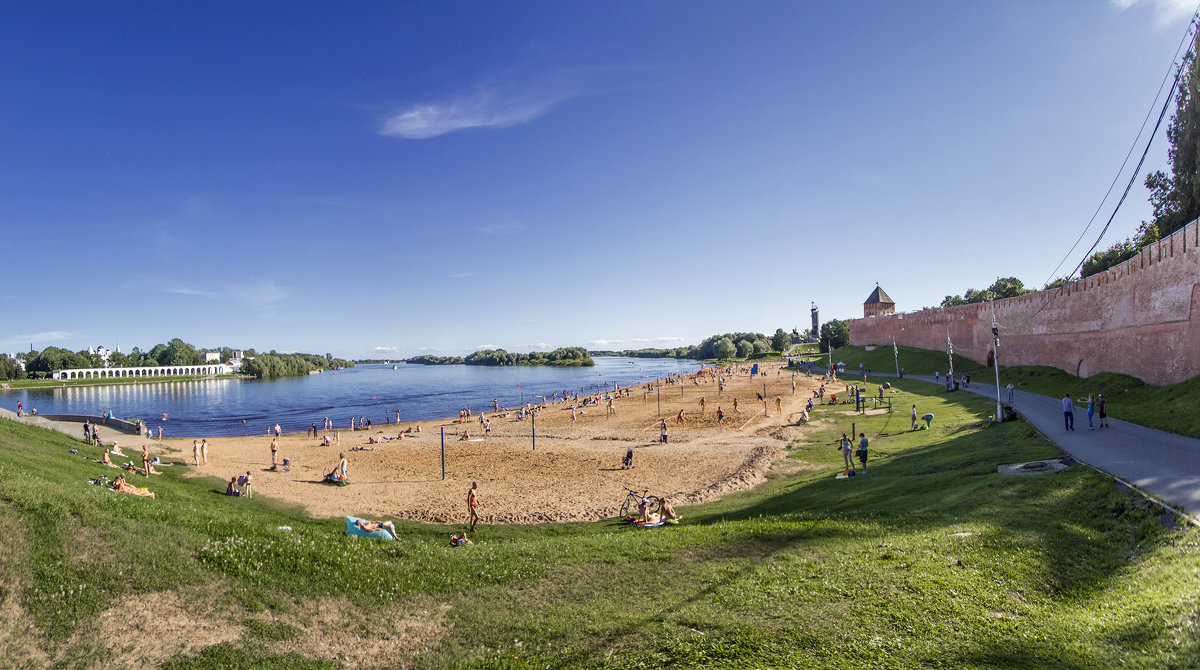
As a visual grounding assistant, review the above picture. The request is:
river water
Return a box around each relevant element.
[3,357,701,437]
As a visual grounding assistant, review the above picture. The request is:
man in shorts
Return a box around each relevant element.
[856,433,869,473]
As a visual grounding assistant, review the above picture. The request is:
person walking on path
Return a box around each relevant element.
[1007,383,1015,403]
[1098,394,1108,427]
[1087,395,1096,430]
[467,481,479,532]
[1063,393,1075,431]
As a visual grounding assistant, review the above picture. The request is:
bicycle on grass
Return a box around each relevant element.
[619,487,661,519]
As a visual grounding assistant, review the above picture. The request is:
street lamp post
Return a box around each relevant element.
[992,311,1003,422]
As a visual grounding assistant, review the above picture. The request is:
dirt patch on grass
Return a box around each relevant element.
[248,597,451,668]
[0,503,50,668]
[64,583,241,668]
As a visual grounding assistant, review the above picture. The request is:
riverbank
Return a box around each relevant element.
[172,361,828,523]
[2,376,1194,669]
[1,374,242,391]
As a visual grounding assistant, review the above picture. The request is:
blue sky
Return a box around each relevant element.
[1,0,1194,359]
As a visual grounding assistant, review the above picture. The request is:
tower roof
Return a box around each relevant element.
[864,285,894,305]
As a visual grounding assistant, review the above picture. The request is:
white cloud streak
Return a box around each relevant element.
[0,331,74,348]
[373,346,399,352]
[1112,0,1195,26]
[380,85,574,139]
[474,344,499,351]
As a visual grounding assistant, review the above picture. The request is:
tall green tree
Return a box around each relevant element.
[819,320,850,353]
[771,328,790,352]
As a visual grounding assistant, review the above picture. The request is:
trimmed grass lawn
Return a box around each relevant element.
[1,380,1197,668]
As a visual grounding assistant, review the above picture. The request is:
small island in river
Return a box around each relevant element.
[406,347,594,367]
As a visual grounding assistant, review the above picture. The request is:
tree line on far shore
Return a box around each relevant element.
[3,338,354,380]
[407,347,594,367]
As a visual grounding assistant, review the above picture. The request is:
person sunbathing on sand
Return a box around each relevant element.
[355,519,398,540]
[351,445,374,451]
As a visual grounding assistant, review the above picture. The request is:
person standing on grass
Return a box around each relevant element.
[1062,393,1075,431]
[141,445,151,477]
[1087,395,1096,430]
[911,404,918,431]
[1098,394,1108,427]
[467,481,479,532]
[839,433,854,471]
[856,433,869,473]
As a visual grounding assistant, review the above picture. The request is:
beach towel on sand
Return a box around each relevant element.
[345,516,395,541]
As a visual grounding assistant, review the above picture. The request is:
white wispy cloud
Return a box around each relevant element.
[476,222,523,235]
[475,344,499,351]
[380,83,575,139]
[449,271,474,279]
[1112,0,1195,26]
[0,331,74,348]
[516,342,551,350]
[163,286,217,298]
[588,336,687,347]
[373,346,399,352]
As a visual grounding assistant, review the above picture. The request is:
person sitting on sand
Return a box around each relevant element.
[355,519,398,540]
[459,431,470,441]
[449,533,473,547]
[327,453,348,480]
[660,498,682,521]
[367,437,379,444]
[799,408,809,424]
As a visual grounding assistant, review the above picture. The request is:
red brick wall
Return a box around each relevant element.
[848,221,1200,385]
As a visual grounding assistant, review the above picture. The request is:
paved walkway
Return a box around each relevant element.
[0,408,160,450]
[891,374,1200,517]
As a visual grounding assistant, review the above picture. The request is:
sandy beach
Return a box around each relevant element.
[168,361,837,524]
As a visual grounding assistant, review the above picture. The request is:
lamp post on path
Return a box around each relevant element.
[991,310,1003,422]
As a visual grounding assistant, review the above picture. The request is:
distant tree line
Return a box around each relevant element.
[407,347,594,367]
[595,329,795,361]
[10,338,352,380]
[241,352,354,378]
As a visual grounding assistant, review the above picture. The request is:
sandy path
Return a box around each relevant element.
[170,361,847,524]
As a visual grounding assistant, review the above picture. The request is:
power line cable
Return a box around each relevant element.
[1000,9,1200,331]
[1041,9,1200,288]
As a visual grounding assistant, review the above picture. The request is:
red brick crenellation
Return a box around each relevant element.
[848,220,1200,385]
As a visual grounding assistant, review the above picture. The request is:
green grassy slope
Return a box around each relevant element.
[830,344,1200,438]
[0,381,1196,668]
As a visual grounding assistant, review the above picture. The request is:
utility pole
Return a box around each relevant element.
[992,310,1003,422]
[947,332,954,390]
[892,336,899,379]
